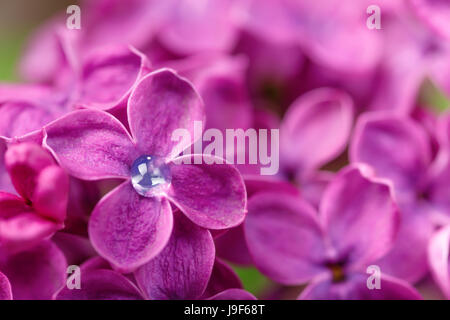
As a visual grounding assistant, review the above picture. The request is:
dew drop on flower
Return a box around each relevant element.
[130,155,171,197]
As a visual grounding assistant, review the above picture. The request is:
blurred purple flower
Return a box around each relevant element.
[44,69,246,271]
[410,0,450,41]
[350,112,450,283]
[244,164,421,299]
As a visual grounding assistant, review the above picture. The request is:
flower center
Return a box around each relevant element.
[326,262,346,283]
[130,155,171,197]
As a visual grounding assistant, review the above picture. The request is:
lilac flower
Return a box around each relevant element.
[350,112,450,283]
[242,0,383,74]
[56,212,254,300]
[0,240,67,300]
[44,69,246,271]
[244,164,421,299]
[0,143,68,253]
[428,225,450,299]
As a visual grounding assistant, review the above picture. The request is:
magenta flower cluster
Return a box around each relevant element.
[0,0,450,300]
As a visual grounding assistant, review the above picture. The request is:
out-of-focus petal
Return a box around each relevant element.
[376,204,434,283]
[320,165,399,269]
[0,101,54,139]
[82,0,172,49]
[194,57,253,132]
[350,112,431,201]
[55,269,143,300]
[244,192,326,285]
[0,240,67,300]
[88,181,173,272]
[297,171,334,209]
[52,232,97,266]
[243,0,382,73]
[0,138,13,193]
[209,289,257,300]
[160,0,238,55]
[428,225,450,299]
[201,258,243,298]
[299,273,422,300]
[76,46,151,110]
[19,18,73,83]
[281,88,353,172]
[135,212,215,300]
[410,0,450,41]
[44,110,136,180]
[215,225,253,266]
[128,69,204,159]
[167,154,246,229]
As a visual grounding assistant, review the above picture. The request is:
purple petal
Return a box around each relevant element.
[88,181,173,271]
[32,165,69,222]
[376,204,434,283]
[135,212,215,300]
[428,225,450,299]
[0,271,12,300]
[244,176,300,199]
[215,176,299,265]
[201,258,243,298]
[0,101,54,138]
[244,192,326,285]
[0,240,67,300]
[52,232,97,266]
[209,289,257,300]
[280,88,353,172]
[194,57,253,132]
[243,0,382,73]
[128,69,204,159]
[427,150,450,217]
[0,192,61,253]
[319,164,399,269]
[350,112,431,201]
[297,171,334,209]
[4,143,55,201]
[299,273,422,300]
[19,18,71,83]
[44,109,136,180]
[159,0,237,55]
[56,269,143,300]
[82,0,171,49]
[0,138,14,193]
[215,225,253,266]
[76,46,151,110]
[410,0,450,41]
[81,256,112,272]
[167,154,246,229]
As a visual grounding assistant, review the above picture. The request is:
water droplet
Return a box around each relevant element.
[130,155,171,197]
